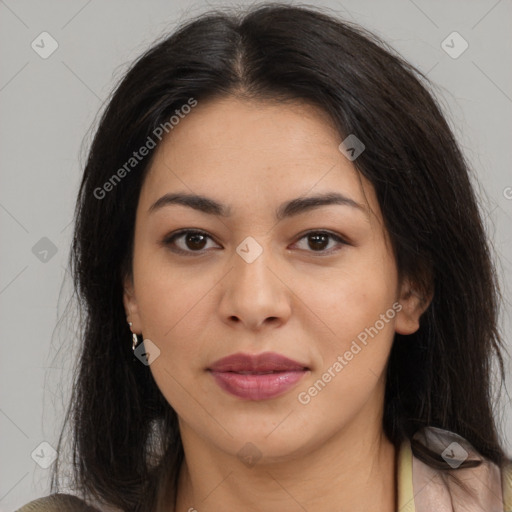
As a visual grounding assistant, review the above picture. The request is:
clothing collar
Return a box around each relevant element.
[397,427,511,511]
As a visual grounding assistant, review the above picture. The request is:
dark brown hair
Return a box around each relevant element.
[50,3,510,511]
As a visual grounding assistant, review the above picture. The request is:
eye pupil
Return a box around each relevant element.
[308,233,329,251]
[186,232,207,250]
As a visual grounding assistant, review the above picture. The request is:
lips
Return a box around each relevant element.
[207,352,310,400]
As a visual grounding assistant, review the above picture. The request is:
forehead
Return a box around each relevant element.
[139,96,377,219]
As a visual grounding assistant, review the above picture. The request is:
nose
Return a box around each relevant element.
[217,241,292,331]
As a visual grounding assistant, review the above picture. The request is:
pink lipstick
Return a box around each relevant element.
[207,352,309,400]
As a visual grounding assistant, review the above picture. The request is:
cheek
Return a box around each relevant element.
[133,244,215,341]
[135,265,211,413]
[295,277,396,423]
[303,245,398,380]
[299,247,397,341]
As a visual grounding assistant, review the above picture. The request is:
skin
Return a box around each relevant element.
[123,96,430,512]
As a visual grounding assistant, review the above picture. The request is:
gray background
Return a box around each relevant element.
[1,0,511,508]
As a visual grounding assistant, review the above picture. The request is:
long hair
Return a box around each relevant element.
[50,3,510,510]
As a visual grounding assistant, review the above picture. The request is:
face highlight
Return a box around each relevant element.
[123,96,425,463]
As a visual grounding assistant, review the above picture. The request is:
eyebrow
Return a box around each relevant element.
[148,191,367,221]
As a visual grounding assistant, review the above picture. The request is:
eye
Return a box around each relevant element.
[292,230,348,255]
[162,229,220,256]
[162,229,348,256]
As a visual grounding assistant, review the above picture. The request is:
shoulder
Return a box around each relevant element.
[503,459,512,510]
[15,493,102,512]
[398,426,512,511]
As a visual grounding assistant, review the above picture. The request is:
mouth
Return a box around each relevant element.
[207,352,310,400]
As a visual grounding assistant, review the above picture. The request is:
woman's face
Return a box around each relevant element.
[124,96,426,462]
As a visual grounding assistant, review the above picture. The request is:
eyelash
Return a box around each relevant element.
[162,229,349,257]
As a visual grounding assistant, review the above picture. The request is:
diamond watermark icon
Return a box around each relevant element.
[31,441,57,469]
[237,442,262,468]
[32,237,58,263]
[339,134,365,161]
[31,32,59,59]
[441,441,468,469]
[134,339,161,365]
[236,236,263,264]
[441,32,468,59]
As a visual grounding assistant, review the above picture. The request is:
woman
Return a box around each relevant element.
[17,2,512,511]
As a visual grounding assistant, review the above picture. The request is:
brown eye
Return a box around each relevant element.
[183,232,208,250]
[293,231,347,254]
[307,233,329,251]
[163,230,219,255]
[163,229,347,257]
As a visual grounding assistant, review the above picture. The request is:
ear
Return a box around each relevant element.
[394,277,433,335]
[123,274,143,334]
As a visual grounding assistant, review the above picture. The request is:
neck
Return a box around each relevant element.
[174,414,397,512]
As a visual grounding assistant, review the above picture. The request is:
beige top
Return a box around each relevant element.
[15,427,512,512]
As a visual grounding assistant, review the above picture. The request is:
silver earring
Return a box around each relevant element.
[128,321,140,352]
